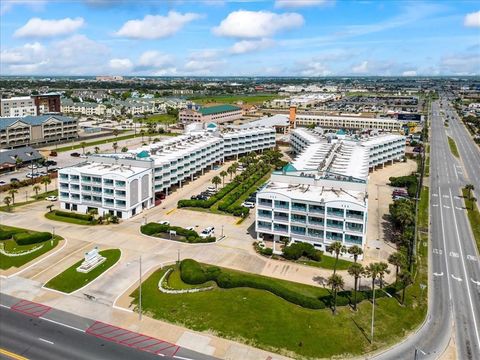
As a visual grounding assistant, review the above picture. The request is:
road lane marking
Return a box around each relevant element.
[443,205,450,209]
[433,248,443,255]
[39,317,85,333]
[38,338,54,345]
[0,348,28,360]
[432,193,438,197]
[471,279,480,286]
[455,207,463,211]
[432,204,438,207]
[449,251,459,258]
[451,275,463,282]
[467,255,477,261]
[433,272,444,277]
[438,186,454,305]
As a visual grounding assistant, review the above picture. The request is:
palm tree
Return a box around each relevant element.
[399,271,412,305]
[377,262,390,289]
[41,176,51,193]
[227,165,236,180]
[3,196,12,211]
[326,241,347,275]
[112,142,118,153]
[8,189,18,204]
[94,146,100,154]
[113,129,120,139]
[140,129,145,142]
[80,142,87,155]
[466,184,475,199]
[365,262,381,300]
[388,252,405,282]
[211,176,221,190]
[33,185,41,198]
[348,263,365,311]
[46,204,54,213]
[348,245,363,263]
[15,157,23,171]
[220,171,227,186]
[327,273,344,315]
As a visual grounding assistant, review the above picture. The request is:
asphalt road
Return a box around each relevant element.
[374,98,480,360]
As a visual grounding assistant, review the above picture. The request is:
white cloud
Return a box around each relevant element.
[275,0,332,8]
[299,62,332,76]
[183,50,225,74]
[440,52,480,75]
[464,11,480,28]
[115,11,200,39]
[14,17,84,38]
[1,0,47,15]
[109,58,133,72]
[213,10,304,38]
[136,51,174,70]
[0,42,46,64]
[352,61,369,74]
[229,38,274,54]
[402,70,417,76]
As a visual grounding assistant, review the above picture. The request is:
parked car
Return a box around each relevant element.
[159,192,166,200]
[45,196,58,201]
[45,160,57,166]
[200,227,215,238]
[47,167,59,173]
[49,151,57,157]
[26,172,41,178]
[206,186,216,192]
[0,180,6,186]
[393,195,409,201]
[185,226,195,231]
[241,201,255,209]
[246,196,256,203]
[10,178,19,183]
[70,152,81,157]
[157,221,170,225]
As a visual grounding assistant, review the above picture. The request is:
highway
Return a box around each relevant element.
[374,98,480,360]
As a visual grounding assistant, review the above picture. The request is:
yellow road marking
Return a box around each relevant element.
[166,208,176,215]
[0,348,29,360]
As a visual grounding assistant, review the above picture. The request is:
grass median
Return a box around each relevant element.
[0,225,61,270]
[447,136,460,158]
[44,249,121,293]
[0,190,58,212]
[45,211,95,225]
[462,188,480,252]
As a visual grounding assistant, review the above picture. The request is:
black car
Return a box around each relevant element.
[45,160,57,166]
[10,178,19,183]
[70,152,81,157]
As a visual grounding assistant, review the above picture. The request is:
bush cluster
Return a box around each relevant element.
[141,223,215,243]
[180,259,220,284]
[0,230,15,240]
[54,210,93,222]
[283,242,322,261]
[178,181,238,209]
[389,175,418,197]
[13,231,52,245]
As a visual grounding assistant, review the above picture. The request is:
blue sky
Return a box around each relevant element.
[1,0,479,76]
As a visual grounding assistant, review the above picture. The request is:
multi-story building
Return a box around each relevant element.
[179,104,242,124]
[294,113,402,132]
[0,97,37,117]
[0,115,78,147]
[58,127,276,219]
[255,129,406,257]
[32,93,61,114]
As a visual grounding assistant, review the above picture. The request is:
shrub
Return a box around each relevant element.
[0,230,15,240]
[180,259,219,284]
[260,247,273,256]
[140,223,169,236]
[54,210,93,222]
[140,223,214,243]
[389,175,418,197]
[14,231,52,245]
[283,242,320,261]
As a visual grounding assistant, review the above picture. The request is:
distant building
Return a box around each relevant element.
[1,97,37,117]
[32,93,61,114]
[0,146,42,174]
[0,115,78,148]
[96,75,124,81]
[179,104,242,124]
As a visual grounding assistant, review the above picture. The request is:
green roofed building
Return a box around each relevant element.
[179,104,242,125]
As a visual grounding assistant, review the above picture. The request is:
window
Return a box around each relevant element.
[115,180,126,187]
[292,214,306,223]
[292,202,307,211]
[291,226,306,235]
[274,200,289,209]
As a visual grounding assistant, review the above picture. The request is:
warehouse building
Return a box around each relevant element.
[179,104,242,124]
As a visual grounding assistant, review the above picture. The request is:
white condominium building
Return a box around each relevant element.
[58,127,276,219]
[179,105,243,124]
[1,97,37,117]
[294,114,402,132]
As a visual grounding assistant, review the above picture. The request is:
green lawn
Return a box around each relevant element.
[462,188,480,253]
[0,225,61,270]
[189,94,280,106]
[0,190,58,212]
[131,263,426,359]
[296,255,352,271]
[44,249,121,293]
[418,186,429,231]
[424,156,430,177]
[447,136,460,158]
[45,211,94,225]
[165,266,214,290]
[136,114,177,124]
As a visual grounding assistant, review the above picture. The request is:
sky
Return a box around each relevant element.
[0,0,479,77]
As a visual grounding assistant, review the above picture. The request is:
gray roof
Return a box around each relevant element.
[0,146,42,165]
[0,115,76,131]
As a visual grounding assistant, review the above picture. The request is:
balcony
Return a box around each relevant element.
[327,208,344,218]
[291,203,307,212]
[273,224,288,233]
[274,215,289,223]
[257,221,271,230]
[274,201,289,210]
[291,215,307,224]
[309,205,325,214]
[326,221,343,230]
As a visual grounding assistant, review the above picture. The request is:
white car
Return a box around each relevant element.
[206,186,217,192]
[157,221,170,225]
[241,201,255,209]
[200,227,215,238]
[26,172,40,178]
[185,226,195,231]
[45,196,58,201]
[0,180,6,186]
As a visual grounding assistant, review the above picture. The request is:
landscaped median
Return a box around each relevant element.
[462,187,480,252]
[45,209,119,225]
[0,225,61,270]
[44,249,121,293]
[141,223,215,243]
[129,259,423,359]
[447,136,460,158]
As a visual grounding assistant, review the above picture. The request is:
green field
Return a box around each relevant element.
[447,136,460,158]
[44,249,121,293]
[131,262,426,359]
[462,188,480,253]
[0,225,61,270]
[189,94,279,106]
[0,190,58,212]
[135,114,177,124]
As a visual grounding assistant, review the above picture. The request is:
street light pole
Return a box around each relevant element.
[371,285,376,343]
[139,255,142,321]
[221,225,224,237]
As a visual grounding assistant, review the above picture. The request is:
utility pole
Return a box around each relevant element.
[139,255,142,321]
[371,284,376,343]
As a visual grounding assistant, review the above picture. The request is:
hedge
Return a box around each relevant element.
[141,223,215,243]
[283,242,322,261]
[0,230,15,240]
[389,175,418,197]
[54,210,93,222]
[13,231,52,245]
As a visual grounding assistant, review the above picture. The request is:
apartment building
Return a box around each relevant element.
[32,93,61,114]
[255,129,406,256]
[179,104,242,124]
[58,127,276,219]
[0,115,78,147]
[1,97,37,117]
[61,100,121,117]
[294,114,402,132]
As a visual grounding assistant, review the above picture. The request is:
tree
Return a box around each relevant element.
[8,189,18,204]
[399,271,412,305]
[80,142,87,155]
[33,185,41,198]
[211,176,221,190]
[15,157,23,171]
[348,263,365,311]
[3,196,12,211]
[365,262,381,300]
[326,241,347,275]
[466,184,475,199]
[227,164,236,180]
[139,129,145,142]
[41,176,51,193]
[46,204,54,213]
[112,129,120,139]
[388,252,405,282]
[348,245,363,263]
[220,171,227,186]
[327,274,344,315]
[121,146,128,153]
[112,142,118,153]
[94,146,100,154]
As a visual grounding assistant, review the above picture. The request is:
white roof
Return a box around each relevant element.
[67,161,148,177]
[296,114,400,123]
[237,114,289,129]
[359,134,405,147]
